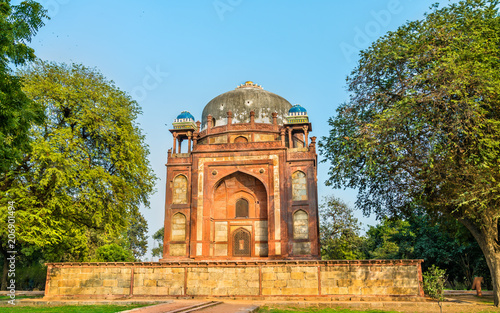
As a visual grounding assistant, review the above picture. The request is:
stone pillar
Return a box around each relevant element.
[303,126,309,147]
[172,133,177,154]
[250,111,255,127]
[187,132,192,153]
[178,138,182,153]
[310,136,316,152]
[196,120,201,132]
[272,112,278,125]
[227,111,233,127]
[207,115,213,134]
[193,132,198,146]
[287,127,293,148]
[280,128,286,146]
[167,148,172,159]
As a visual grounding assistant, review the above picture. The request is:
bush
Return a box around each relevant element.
[423,265,446,312]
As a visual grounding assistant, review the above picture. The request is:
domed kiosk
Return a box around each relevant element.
[162,82,320,260]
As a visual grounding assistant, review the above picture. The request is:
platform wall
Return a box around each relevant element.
[44,260,423,299]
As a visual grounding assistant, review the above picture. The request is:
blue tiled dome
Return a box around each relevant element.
[288,104,307,114]
[176,111,195,120]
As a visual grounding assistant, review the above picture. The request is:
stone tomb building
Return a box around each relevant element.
[43,82,424,300]
[162,81,320,260]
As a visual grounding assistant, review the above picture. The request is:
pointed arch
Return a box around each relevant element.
[293,209,309,240]
[171,212,186,241]
[292,170,307,201]
[235,198,249,218]
[172,174,188,204]
[232,228,251,257]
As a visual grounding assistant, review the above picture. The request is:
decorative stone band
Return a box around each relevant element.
[172,121,197,129]
[44,259,424,300]
[286,116,309,124]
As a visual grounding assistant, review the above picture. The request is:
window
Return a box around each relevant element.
[172,175,188,204]
[292,171,307,201]
[171,213,186,241]
[293,210,309,240]
[235,198,249,218]
[233,228,251,256]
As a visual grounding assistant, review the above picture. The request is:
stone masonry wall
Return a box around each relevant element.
[44,260,423,299]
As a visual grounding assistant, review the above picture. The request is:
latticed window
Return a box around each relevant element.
[235,198,249,218]
[293,210,309,240]
[292,171,307,201]
[233,229,251,256]
[172,175,188,204]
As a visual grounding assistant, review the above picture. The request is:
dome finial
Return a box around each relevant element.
[236,81,263,90]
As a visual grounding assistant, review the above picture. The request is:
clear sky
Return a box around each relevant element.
[26,0,457,260]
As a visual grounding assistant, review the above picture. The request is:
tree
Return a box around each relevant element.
[319,195,365,260]
[423,265,447,313]
[0,61,156,288]
[151,227,164,259]
[364,219,415,260]
[0,0,47,174]
[319,0,500,305]
[0,0,47,290]
[94,244,134,262]
[126,207,149,261]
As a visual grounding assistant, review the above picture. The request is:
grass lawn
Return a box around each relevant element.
[258,308,400,313]
[0,295,43,300]
[0,304,149,313]
[257,306,500,313]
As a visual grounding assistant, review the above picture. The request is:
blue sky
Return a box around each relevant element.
[26,0,457,260]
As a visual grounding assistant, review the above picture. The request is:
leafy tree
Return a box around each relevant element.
[94,244,134,262]
[151,227,164,259]
[0,61,156,287]
[126,207,149,261]
[319,195,365,260]
[0,0,47,290]
[364,219,415,259]
[319,0,500,305]
[0,0,47,174]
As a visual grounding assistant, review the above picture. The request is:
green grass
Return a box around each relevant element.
[0,304,148,313]
[0,295,43,300]
[257,307,400,313]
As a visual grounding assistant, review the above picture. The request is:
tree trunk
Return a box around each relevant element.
[460,218,500,307]
[481,246,500,307]
[1,252,7,291]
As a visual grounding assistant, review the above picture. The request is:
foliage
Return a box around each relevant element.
[126,207,149,261]
[0,61,156,269]
[319,196,365,260]
[0,0,47,174]
[364,219,414,259]
[363,214,490,288]
[94,243,135,262]
[152,226,164,258]
[319,0,500,305]
[423,265,447,312]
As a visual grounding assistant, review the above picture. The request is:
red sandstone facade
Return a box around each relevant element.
[161,82,320,260]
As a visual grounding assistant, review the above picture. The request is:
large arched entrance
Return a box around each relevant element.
[211,171,268,258]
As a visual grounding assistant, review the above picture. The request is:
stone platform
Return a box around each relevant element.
[44,259,423,299]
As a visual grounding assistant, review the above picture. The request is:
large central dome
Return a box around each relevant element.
[201,81,292,129]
